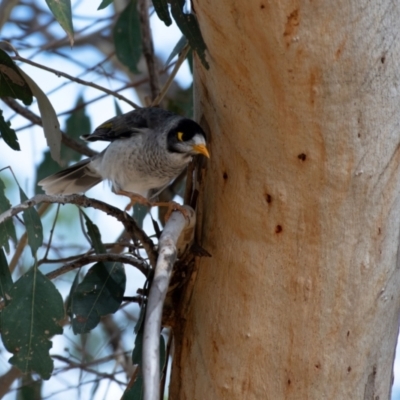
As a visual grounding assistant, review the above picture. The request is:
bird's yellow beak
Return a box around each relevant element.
[192,144,210,158]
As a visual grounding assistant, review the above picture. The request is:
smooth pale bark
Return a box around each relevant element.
[170,1,400,399]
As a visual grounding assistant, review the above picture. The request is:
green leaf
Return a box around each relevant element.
[82,212,106,254]
[166,85,193,118]
[114,99,123,116]
[113,0,142,74]
[122,332,165,400]
[0,49,33,105]
[0,248,13,302]
[66,269,80,320]
[98,0,114,10]
[153,0,172,26]
[132,204,148,229]
[0,177,17,253]
[121,329,144,400]
[165,35,188,66]
[170,0,209,69]
[1,268,64,379]
[35,150,61,195]
[19,188,43,257]
[71,261,126,333]
[0,108,20,150]
[62,96,91,165]
[17,68,62,164]
[45,0,74,46]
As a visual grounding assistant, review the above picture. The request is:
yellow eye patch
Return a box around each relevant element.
[177,131,184,141]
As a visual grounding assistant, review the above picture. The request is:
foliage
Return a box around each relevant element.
[0,0,206,397]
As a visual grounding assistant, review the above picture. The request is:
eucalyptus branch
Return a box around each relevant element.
[151,44,190,106]
[2,97,97,157]
[46,253,149,279]
[12,54,141,109]
[0,193,158,267]
[138,0,160,101]
[142,206,196,400]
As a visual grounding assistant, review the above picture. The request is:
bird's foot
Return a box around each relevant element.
[116,190,151,217]
[151,201,189,221]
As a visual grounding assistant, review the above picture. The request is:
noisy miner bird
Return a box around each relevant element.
[39,107,210,216]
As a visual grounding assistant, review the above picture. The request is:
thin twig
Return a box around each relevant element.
[52,355,126,385]
[42,204,60,261]
[151,44,190,106]
[0,194,158,267]
[12,54,141,109]
[138,0,160,101]
[46,253,149,279]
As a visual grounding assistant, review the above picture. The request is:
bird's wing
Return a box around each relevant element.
[81,107,175,142]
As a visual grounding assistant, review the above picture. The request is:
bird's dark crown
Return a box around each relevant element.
[167,118,206,142]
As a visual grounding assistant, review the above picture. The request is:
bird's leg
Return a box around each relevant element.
[116,190,151,212]
[150,201,189,221]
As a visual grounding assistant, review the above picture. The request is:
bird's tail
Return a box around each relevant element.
[38,158,102,195]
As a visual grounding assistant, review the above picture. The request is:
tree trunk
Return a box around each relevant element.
[170,1,400,398]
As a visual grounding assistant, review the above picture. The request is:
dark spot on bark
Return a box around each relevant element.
[260,3,265,9]
[378,227,381,235]
[287,379,291,385]
[298,153,307,161]
[315,363,321,369]
[265,193,272,203]
[348,366,352,372]
[347,330,350,337]
[381,56,385,64]
[364,365,377,399]
[275,225,282,233]
[358,133,361,138]
[223,172,228,180]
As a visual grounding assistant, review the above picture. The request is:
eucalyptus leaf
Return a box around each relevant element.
[113,0,142,74]
[71,261,126,333]
[98,0,114,10]
[0,49,33,105]
[0,177,17,253]
[17,68,62,164]
[82,212,106,254]
[1,268,64,379]
[0,108,20,150]
[19,188,43,256]
[0,247,12,302]
[165,35,188,66]
[45,0,74,46]
[153,0,172,26]
[35,150,60,195]
[170,0,209,69]
[62,96,91,164]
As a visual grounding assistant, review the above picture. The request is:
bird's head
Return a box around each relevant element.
[167,118,210,158]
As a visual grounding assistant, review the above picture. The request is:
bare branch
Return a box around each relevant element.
[2,97,97,157]
[151,44,190,106]
[46,253,149,279]
[0,193,158,267]
[12,54,141,109]
[138,0,160,101]
[143,206,196,400]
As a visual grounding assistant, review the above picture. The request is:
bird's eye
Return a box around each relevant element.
[177,131,184,141]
